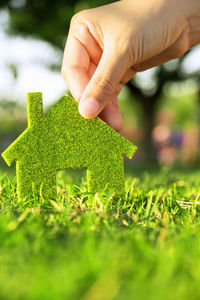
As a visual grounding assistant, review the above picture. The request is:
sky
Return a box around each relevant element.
[0,9,200,107]
[0,10,67,107]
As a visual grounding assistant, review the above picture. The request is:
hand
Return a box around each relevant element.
[62,0,200,131]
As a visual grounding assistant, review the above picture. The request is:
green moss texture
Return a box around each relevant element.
[2,93,137,200]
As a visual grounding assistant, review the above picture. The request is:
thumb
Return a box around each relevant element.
[78,48,128,119]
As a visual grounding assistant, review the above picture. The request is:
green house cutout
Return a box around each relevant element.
[2,93,137,200]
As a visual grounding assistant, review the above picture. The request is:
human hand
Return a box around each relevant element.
[62,0,200,131]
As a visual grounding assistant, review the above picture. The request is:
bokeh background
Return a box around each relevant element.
[0,0,200,168]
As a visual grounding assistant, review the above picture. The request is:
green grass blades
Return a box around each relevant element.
[1,166,200,299]
[1,92,137,201]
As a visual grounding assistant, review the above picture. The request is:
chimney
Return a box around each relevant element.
[27,92,44,127]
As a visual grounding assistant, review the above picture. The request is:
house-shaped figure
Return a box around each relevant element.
[2,93,137,200]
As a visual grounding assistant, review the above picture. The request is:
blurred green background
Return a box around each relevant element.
[1,2,200,300]
[0,0,200,167]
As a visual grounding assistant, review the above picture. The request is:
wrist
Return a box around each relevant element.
[178,0,200,47]
[181,0,200,15]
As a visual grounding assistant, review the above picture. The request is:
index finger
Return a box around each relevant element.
[62,33,90,101]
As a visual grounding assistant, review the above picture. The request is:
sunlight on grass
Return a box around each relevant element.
[1,166,200,299]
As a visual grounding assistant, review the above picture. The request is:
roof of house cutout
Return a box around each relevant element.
[2,93,137,200]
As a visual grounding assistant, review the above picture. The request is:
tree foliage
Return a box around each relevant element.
[0,0,113,48]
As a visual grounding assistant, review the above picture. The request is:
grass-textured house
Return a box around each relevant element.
[2,93,137,200]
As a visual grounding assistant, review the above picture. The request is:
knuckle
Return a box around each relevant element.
[116,83,123,95]
[113,39,129,56]
[92,76,116,96]
[111,35,134,66]
[70,12,81,25]
[114,30,133,53]
[70,9,90,26]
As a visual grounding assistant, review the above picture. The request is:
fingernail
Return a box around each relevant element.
[79,98,100,118]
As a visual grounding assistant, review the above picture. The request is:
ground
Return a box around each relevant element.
[1,163,200,300]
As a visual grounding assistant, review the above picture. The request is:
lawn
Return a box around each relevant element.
[1,164,200,300]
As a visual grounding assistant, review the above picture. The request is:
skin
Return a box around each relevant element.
[62,0,200,132]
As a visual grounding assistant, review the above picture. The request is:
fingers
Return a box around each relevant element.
[99,95,123,132]
[78,46,129,119]
[97,67,135,131]
[62,11,135,129]
[120,67,136,84]
[73,24,102,66]
[62,34,90,101]
[62,21,102,102]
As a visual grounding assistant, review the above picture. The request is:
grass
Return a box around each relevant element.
[1,163,200,299]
